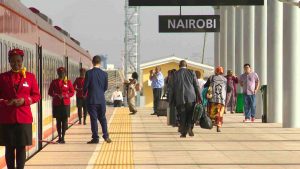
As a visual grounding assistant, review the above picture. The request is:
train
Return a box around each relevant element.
[0,0,92,168]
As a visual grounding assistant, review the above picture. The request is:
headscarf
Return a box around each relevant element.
[215,66,224,75]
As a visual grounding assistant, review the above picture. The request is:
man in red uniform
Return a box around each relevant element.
[48,67,75,144]
[0,48,40,169]
[73,68,87,125]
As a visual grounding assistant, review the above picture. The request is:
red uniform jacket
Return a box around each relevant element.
[73,77,86,98]
[48,79,75,106]
[0,71,40,124]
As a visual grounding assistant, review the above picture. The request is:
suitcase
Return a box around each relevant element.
[157,98,168,116]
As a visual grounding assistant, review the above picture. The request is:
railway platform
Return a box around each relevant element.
[24,107,300,169]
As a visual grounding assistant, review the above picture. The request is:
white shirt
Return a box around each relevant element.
[111,91,123,101]
[198,79,206,95]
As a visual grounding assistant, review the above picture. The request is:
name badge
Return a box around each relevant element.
[23,82,29,87]
[64,84,68,88]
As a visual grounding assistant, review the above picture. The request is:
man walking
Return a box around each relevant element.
[149,66,164,115]
[84,55,112,144]
[172,60,200,137]
[239,64,260,123]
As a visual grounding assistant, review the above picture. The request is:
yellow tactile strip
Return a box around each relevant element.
[93,108,134,169]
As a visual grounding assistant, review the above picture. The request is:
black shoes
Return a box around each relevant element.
[129,112,136,115]
[150,112,157,115]
[56,138,65,144]
[180,134,186,138]
[104,138,112,143]
[56,138,61,143]
[217,126,221,132]
[87,139,99,144]
[188,129,194,137]
[87,138,112,144]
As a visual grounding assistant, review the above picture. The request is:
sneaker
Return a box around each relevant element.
[87,139,99,144]
[60,140,65,144]
[243,119,251,123]
[104,138,112,143]
[251,117,255,122]
[217,126,221,132]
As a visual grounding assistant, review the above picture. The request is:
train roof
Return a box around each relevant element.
[0,0,91,60]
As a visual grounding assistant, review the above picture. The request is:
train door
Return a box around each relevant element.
[36,44,43,150]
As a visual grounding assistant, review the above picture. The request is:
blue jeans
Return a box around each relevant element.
[244,95,256,119]
[88,104,109,139]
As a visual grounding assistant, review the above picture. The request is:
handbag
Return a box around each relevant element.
[193,103,205,123]
[200,112,213,129]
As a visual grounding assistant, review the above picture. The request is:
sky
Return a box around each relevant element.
[21,0,215,67]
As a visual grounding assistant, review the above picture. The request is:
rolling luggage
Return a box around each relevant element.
[157,98,168,116]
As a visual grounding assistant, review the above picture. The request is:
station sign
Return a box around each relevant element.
[129,0,264,6]
[159,15,220,33]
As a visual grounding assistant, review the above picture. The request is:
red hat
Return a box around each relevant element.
[215,66,224,75]
[57,67,66,73]
[8,48,24,58]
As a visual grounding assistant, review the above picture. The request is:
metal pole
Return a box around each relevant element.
[201,32,207,64]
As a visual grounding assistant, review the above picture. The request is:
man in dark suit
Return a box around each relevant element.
[172,60,200,138]
[83,55,112,144]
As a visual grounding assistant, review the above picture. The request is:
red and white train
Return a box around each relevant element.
[0,0,92,168]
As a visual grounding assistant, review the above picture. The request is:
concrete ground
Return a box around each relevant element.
[25,107,300,169]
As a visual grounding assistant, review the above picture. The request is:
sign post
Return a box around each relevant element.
[159,15,220,33]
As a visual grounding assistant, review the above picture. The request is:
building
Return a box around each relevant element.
[140,56,214,108]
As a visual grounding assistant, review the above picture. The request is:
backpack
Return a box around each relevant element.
[208,75,227,105]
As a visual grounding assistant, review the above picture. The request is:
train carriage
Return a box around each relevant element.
[0,0,92,168]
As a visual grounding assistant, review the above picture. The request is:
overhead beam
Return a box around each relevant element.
[129,0,264,6]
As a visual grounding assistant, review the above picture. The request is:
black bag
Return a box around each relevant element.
[200,112,213,129]
[157,98,168,116]
[192,103,205,123]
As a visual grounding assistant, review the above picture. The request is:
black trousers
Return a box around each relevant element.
[56,117,68,140]
[153,88,162,113]
[78,106,87,122]
[176,102,195,135]
[5,146,26,169]
[113,100,122,107]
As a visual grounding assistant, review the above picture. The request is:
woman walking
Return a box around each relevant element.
[204,66,227,132]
